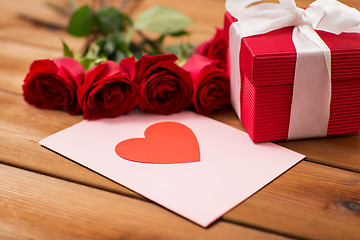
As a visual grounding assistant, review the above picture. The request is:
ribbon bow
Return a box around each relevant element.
[226,0,360,139]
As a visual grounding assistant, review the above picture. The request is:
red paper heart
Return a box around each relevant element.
[115,121,200,164]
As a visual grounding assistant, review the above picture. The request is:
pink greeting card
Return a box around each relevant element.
[40,111,305,227]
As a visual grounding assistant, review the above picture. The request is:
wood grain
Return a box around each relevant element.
[0,25,85,53]
[1,0,360,239]
[0,40,61,94]
[224,161,360,240]
[0,163,291,240]
[1,91,360,239]
[0,0,70,27]
[1,87,359,182]
[279,137,360,172]
[1,0,358,173]
[0,91,142,199]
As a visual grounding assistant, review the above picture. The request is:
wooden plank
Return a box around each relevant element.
[1,88,359,180]
[0,90,141,199]
[1,0,359,239]
[0,0,84,52]
[279,137,360,172]
[0,40,61,94]
[0,0,70,27]
[0,163,291,240]
[223,161,360,240]
[1,90,360,239]
[0,37,83,95]
[0,93,241,200]
[0,25,85,53]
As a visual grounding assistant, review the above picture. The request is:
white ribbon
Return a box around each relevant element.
[226,0,360,140]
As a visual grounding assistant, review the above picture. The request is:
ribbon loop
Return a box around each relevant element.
[300,6,324,28]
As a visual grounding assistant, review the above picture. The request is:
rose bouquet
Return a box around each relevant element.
[22,1,230,119]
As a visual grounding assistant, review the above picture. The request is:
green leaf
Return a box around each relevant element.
[95,7,129,35]
[101,37,116,56]
[129,42,143,59]
[133,5,193,34]
[169,30,190,37]
[112,50,127,62]
[83,42,102,60]
[67,5,94,37]
[155,35,165,45]
[124,28,134,44]
[165,45,182,55]
[79,57,106,70]
[113,32,129,54]
[96,32,132,61]
[79,58,96,70]
[61,39,74,58]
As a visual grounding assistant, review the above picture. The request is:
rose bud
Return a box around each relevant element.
[196,28,228,71]
[22,57,85,115]
[182,55,230,116]
[77,58,139,120]
[134,54,193,115]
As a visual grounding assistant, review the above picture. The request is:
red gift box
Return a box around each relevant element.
[224,11,360,142]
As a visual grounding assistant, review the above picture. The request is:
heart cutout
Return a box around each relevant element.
[115,121,200,164]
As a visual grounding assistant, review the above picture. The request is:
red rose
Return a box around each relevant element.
[183,55,230,116]
[196,28,228,71]
[22,57,85,115]
[134,54,193,115]
[77,58,139,120]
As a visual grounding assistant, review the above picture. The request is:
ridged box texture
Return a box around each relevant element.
[225,12,360,142]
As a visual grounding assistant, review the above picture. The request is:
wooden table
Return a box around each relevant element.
[1,0,359,239]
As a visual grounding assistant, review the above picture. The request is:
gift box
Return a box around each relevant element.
[224,9,360,142]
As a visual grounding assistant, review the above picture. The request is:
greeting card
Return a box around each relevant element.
[40,111,305,227]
